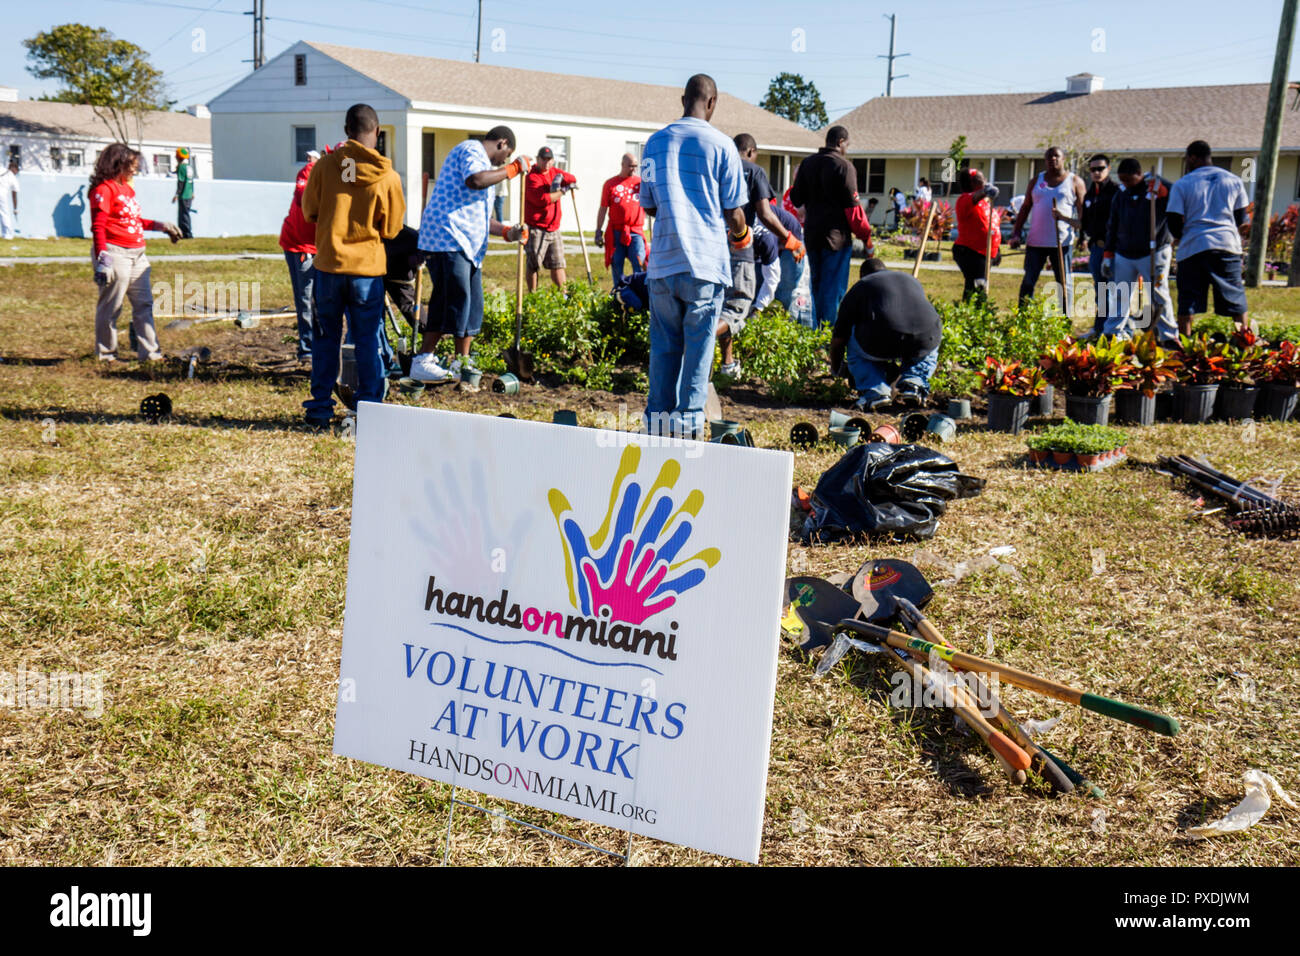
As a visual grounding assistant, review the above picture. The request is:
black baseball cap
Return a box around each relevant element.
[537,146,554,159]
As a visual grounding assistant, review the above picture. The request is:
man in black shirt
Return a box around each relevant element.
[1102,158,1176,345]
[789,125,873,328]
[830,259,942,411]
[717,133,805,375]
[1080,153,1119,338]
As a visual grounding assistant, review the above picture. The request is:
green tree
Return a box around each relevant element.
[23,24,171,147]
[1036,123,1101,176]
[761,73,829,130]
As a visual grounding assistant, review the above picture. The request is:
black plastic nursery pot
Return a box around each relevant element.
[1114,389,1155,426]
[1176,383,1219,424]
[1034,384,1055,417]
[1064,394,1112,426]
[987,394,1030,434]
[1215,384,1258,422]
[1259,382,1298,421]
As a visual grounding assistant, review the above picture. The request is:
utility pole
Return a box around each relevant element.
[245,0,266,69]
[475,0,483,63]
[1247,0,1297,286]
[877,14,909,97]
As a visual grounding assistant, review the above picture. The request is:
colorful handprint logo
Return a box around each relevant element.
[548,446,720,626]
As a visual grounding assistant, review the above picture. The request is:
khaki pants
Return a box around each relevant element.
[95,244,161,361]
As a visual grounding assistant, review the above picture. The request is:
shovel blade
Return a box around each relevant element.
[502,346,535,382]
[848,558,934,620]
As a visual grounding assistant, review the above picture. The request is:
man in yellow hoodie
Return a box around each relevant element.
[301,103,405,426]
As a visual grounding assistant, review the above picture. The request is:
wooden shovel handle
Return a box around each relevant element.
[843,620,1181,737]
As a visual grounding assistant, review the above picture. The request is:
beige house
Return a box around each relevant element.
[208,41,821,230]
[830,75,1300,222]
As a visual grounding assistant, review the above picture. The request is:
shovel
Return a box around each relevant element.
[569,188,595,285]
[502,176,535,381]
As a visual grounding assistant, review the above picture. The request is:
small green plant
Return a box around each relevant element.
[1220,328,1268,386]
[1025,420,1129,454]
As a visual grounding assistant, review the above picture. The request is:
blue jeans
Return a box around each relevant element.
[807,245,852,328]
[493,195,505,223]
[1088,243,1106,331]
[284,250,315,359]
[611,232,646,281]
[845,336,939,404]
[306,271,385,418]
[646,273,726,437]
[774,249,814,327]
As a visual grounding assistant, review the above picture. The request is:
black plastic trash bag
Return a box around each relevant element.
[800,442,985,543]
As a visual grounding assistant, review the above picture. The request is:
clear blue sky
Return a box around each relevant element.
[2,0,1294,120]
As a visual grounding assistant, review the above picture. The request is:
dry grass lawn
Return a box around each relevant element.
[1,240,1298,866]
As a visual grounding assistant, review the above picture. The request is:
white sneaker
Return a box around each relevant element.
[409,352,452,383]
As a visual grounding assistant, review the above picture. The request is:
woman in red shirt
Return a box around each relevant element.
[952,168,1001,300]
[89,144,180,361]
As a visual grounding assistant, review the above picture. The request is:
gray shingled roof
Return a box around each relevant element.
[831,83,1297,154]
[0,101,210,144]
[306,42,821,152]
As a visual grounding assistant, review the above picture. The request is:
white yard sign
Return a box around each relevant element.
[333,403,792,863]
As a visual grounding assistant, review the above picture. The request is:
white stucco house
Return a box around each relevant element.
[206,41,822,229]
[0,89,212,180]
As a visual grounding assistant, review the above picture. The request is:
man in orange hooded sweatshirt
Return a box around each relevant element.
[301,104,405,426]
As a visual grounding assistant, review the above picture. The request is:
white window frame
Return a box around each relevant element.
[545,136,570,171]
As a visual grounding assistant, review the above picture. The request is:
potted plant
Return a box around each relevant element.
[901,200,953,261]
[1115,332,1180,426]
[1259,339,1300,421]
[1216,328,1267,421]
[1024,420,1130,470]
[1037,336,1132,426]
[980,356,1046,434]
[1172,333,1228,423]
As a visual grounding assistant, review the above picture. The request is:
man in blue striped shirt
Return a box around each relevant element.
[640,74,748,439]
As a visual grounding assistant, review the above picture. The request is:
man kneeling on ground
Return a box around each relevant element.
[829,259,942,412]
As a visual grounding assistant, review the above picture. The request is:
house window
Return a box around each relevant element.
[768,155,784,192]
[853,158,886,194]
[375,129,389,158]
[154,154,172,175]
[50,146,63,171]
[293,126,316,163]
[624,141,643,162]
[991,157,1017,199]
[294,54,307,86]
[1212,155,1234,172]
[545,136,569,170]
[930,156,968,195]
[66,150,82,168]
[7,145,19,169]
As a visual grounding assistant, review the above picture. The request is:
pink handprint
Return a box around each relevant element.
[579,538,677,626]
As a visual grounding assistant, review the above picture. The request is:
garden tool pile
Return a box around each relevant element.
[783,559,1182,796]
[1158,455,1300,539]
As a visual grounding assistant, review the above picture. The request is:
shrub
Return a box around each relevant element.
[931,294,1070,395]
[733,304,837,403]
[979,356,1047,396]
[1037,335,1133,397]
[1173,333,1229,385]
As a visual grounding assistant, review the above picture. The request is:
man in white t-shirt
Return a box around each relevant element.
[1166,140,1251,336]
[0,159,19,239]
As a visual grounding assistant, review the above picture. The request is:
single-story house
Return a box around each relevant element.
[0,89,212,180]
[830,74,1300,220]
[207,41,822,229]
